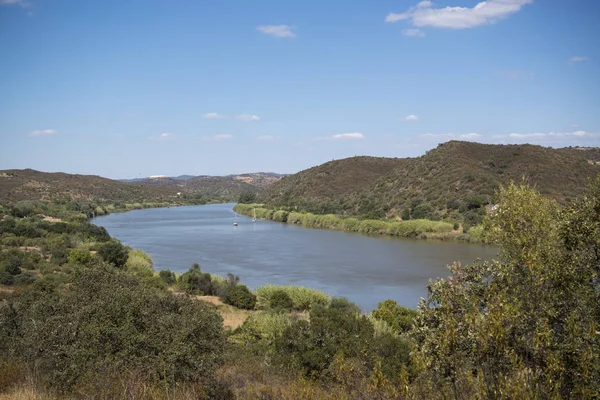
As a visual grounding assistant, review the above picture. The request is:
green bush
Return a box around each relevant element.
[230,311,293,346]
[0,271,13,285]
[269,289,294,311]
[98,240,129,268]
[0,266,226,390]
[125,249,154,278]
[221,284,256,310]
[371,299,418,335]
[256,285,330,311]
[67,247,95,266]
[178,264,218,295]
[159,269,177,285]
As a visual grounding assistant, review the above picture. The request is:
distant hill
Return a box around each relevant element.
[120,172,284,196]
[259,141,600,221]
[0,169,178,203]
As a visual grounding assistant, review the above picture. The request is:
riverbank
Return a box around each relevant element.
[234,203,486,243]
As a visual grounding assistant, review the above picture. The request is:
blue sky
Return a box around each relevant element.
[1,0,599,178]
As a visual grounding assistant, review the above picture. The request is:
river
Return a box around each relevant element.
[94,203,498,311]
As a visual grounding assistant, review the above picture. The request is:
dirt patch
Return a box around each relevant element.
[197,296,253,330]
[18,246,42,253]
[42,216,62,223]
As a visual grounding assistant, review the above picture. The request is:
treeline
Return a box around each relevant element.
[1,178,600,398]
[234,203,486,242]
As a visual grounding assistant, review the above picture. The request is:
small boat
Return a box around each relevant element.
[233,212,238,227]
[252,207,256,223]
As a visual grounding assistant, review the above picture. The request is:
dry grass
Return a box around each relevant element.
[197,296,253,330]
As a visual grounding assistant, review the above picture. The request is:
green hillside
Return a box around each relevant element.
[259,141,600,223]
[0,169,178,203]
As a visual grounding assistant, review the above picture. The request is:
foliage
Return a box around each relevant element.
[178,263,220,295]
[97,240,129,268]
[159,269,177,285]
[412,180,600,398]
[125,249,154,278]
[0,266,226,391]
[221,284,256,310]
[256,285,330,311]
[371,299,418,335]
[268,289,294,311]
[230,311,294,347]
[238,191,257,204]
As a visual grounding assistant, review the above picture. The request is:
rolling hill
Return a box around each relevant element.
[0,169,283,204]
[0,169,179,203]
[259,141,600,221]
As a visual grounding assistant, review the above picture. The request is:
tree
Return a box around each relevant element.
[97,240,129,268]
[238,192,256,204]
[412,180,600,398]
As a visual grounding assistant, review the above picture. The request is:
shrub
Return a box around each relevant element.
[67,247,95,266]
[256,285,330,311]
[230,311,293,346]
[125,249,154,278]
[371,299,418,335]
[269,289,294,311]
[178,264,216,295]
[0,271,13,285]
[0,266,226,390]
[98,240,129,268]
[221,284,256,310]
[159,269,177,285]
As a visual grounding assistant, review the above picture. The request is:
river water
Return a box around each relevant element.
[94,203,498,311]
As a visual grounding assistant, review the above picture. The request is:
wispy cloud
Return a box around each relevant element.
[570,56,589,64]
[203,112,226,119]
[256,135,279,142]
[0,0,28,6]
[28,129,57,137]
[316,132,365,141]
[386,0,533,30]
[402,28,426,37]
[257,25,296,38]
[157,133,176,140]
[235,114,260,122]
[507,131,592,139]
[405,114,419,121]
[421,133,481,140]
[204,134,232,142]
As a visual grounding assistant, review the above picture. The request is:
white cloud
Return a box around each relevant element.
[402,28,426,37]
[332,133,365,140]
[386,0,533,29]
[29,129,57,137]
[203,112,226,119]
[508,131,592,139]
[405,114,420,121]
[570,56,589,64]
[257,25,296,38]
[204,134,232,142]
[235,114,260,122]
[422,133,482,140]
[149,132,176,141]
[256,135,279,142]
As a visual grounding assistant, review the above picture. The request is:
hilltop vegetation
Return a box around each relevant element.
[260,141,600,226]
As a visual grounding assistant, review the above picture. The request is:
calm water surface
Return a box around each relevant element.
[95,203,498,311]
